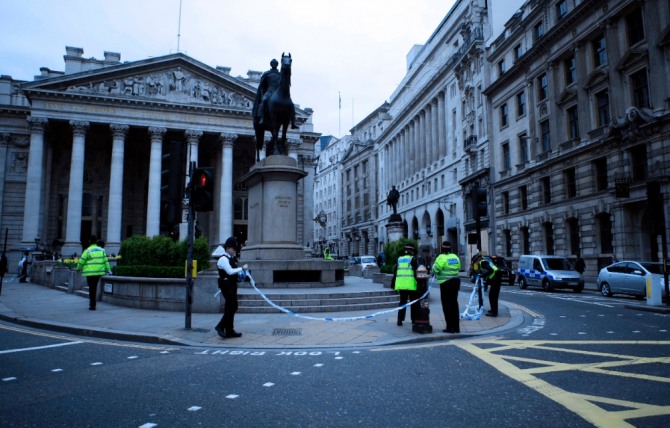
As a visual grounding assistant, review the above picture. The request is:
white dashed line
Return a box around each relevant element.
[314,363,324,367]
[290,372,301,376]
[606,331,615,334]
[51,368,63,372]
[187,406,202,411]
[138,423,157,428]
[226,394,239,399]
[127,356,139,359]
[335,356,344,360]
[3,377,17,382]
[263,382,274,387]
[90,362,103,366]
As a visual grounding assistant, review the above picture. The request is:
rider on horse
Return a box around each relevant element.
[254,58,298,129]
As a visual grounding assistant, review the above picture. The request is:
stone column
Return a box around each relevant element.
[21,117,48,247]
[218,133,236,244]
[287,138,302,160]
[181,129,202,239]
[61,121,89,256]
[146,127,166,237]
[438,91,446,158]
[106,123,128,255]
[431,99,439,162]
[0,134,9,237]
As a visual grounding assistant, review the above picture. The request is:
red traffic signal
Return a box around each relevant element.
[191,167,214,211]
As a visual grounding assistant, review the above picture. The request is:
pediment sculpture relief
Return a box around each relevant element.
[66,68,253,108]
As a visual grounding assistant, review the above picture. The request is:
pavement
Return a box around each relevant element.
[0,274,524,349]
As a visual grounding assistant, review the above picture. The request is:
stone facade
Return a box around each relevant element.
[0,47,320,268]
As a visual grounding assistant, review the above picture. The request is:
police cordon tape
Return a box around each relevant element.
[230,270,437,322]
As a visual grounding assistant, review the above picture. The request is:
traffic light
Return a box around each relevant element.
[474,187,488,218]
[191,167,214,212]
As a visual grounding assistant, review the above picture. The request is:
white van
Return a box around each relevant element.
[517,255,584,293]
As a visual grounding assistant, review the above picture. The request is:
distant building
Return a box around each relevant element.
[485,0,670,272]
[0,47,319,266]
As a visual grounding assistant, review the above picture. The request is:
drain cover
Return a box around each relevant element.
[272,328,302,336]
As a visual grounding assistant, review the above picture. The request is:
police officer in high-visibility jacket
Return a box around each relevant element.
[479,259,502,317]
[432,241,461,333]
[76,238,111,311]
[393,244,419,326]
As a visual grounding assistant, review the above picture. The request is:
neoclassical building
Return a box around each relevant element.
[0,47,319,265]
[485,0,670,271]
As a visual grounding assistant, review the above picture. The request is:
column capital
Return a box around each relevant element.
[110,123,129,139]
[185,129,203,143]
[220,133,238,147]
[69,120,90,136]
[27,116,48,133]
[148,126,167,140]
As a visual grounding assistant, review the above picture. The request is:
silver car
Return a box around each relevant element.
[596,261,666,299]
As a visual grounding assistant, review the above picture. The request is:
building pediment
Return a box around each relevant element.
[557,87,577,106]
[615,48,648,72]
[20,53,257,111]
[582,68,608,90]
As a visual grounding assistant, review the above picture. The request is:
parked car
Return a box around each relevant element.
[469,255,516,285]
[359,255,378,271]
[348,256,361,266]
[517,255,584,292]
[596,261,666,299]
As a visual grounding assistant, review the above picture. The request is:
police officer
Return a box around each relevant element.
[393,244,418,326]
[215,237,248,339]
[76,238,111,311]
[480,259,502,317]
[432,241,461,333]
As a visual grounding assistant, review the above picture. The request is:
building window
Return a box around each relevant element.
[498,59,506,75]
[544,222,555,255]
[593,34,607,67]
[518,134,529,163]
[502,191,510,214]
[534,21,544,41]
[504,229,512,257]
[516,91,526,117]
[502,142,511,171]
[630,144,647,182]
[500,103,509,128]
[514,44,522,61]
[564,167,577,198]
[598,213,614,254]
[541,176,551,204]
[596,91,610,127]
[556,0,568,19]
[567,105,579,140]
[593,157,608,192]
[520,185,528,210]
[565,55,576,85]
[626,6,645,46]
[631,69,650,109]
[520,226,530,254]
[540,120,551,153]
[538,74,548,100]
[568,218,580,256]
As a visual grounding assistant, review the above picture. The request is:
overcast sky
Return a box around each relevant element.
[1,0,456,138]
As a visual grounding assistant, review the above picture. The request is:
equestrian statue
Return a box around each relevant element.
[252,53,298,161]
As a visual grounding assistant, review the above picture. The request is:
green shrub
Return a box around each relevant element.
[115,235,211,278]
[381,239,418,274]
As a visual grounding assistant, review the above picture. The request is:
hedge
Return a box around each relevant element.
[380,239,418,274]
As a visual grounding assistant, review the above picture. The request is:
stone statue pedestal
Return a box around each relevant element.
[241,155,307,260]
[386,216,404,243]
[240,156,344,288]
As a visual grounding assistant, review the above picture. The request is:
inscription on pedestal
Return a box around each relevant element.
[275,195,292,208]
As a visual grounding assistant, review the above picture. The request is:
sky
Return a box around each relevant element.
[0,0,456,138]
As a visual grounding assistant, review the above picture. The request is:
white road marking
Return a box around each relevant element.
[0,341,83,354]
[187,406,201,411]
[138,423,157,428]
[127,356,139,359]
[263,382,274,387]
[226,394,239,399]
[2,377,17,381]
[51,368,63,372]
[90,362,103,366]
[290,372,301,376]
[314,363,324,367]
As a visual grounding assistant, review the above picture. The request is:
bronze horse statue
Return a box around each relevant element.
[252,53,296,161]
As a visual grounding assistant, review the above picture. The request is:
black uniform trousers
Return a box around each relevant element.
[216,279,239,333]
[440,277,461,332]
[86,275,102,310]
[488,271,503,315]
[397,289,418,324]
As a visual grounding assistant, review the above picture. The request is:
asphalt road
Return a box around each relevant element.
[1,286,669,427]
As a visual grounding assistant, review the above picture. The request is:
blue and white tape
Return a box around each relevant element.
[242,271,435,322]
